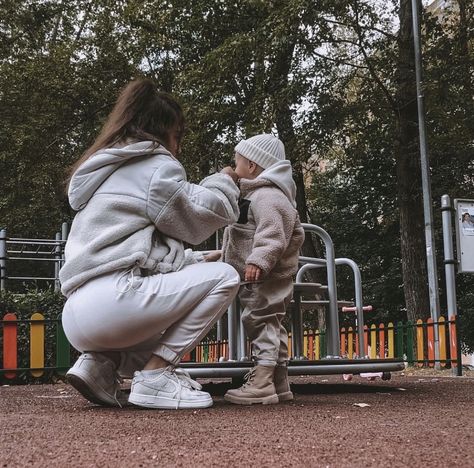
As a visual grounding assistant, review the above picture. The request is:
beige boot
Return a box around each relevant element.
[224,365,279,405]
[274,365,293,402]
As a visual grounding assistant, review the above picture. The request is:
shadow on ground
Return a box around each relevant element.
[201,381,404,396]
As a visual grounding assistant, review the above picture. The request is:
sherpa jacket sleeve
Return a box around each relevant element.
[147,159,240,245]
[246,190,297,274]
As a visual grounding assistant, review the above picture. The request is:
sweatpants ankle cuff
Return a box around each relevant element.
[153,345,181,366]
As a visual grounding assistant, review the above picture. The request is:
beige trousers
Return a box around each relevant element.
[239,277,294,366]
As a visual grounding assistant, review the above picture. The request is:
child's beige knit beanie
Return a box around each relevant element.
[235,134,286,169]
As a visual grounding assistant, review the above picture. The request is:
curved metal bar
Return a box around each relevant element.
[301,223,340,357]
[297,259,365,358]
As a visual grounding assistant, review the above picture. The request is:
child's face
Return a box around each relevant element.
[234,153,261,180]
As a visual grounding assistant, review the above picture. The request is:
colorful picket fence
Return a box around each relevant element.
[1,312,70,381]
[193,317,461,368]
[0,313,461,381]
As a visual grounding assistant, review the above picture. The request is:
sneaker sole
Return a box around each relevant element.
[277,391,294,402]
[128,393,213,410]
[67,370,120,407]
[224,393,279,405]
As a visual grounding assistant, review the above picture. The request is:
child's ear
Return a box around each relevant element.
[248,161,257,173]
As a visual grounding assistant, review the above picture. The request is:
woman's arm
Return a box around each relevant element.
[147,160,240,245]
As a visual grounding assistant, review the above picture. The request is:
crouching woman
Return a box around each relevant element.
[60,78,240,409]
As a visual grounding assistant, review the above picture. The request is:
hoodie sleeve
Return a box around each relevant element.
[246,190,297,274]
[147,160,240,245]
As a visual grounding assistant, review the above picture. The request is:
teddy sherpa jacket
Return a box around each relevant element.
[222,160,305,280]
[59,141,240,297]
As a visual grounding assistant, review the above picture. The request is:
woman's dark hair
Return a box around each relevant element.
[67,78,185,185]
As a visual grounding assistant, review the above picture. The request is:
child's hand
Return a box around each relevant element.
[245,264,262,282]
[204,250,222,262]
[220,166,239,183]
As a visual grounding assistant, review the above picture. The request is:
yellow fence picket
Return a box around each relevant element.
[303,330,308,359]
[347,327,354,359]
[370,324,377,359]
[314,331,320,361]
[30,312,45,377]
[387,322,394,358]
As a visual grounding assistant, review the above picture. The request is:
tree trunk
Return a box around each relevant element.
[267,30,326,328]
[395,0,430,321]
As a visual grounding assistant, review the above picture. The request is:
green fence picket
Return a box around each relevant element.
[320,330,326,359]
[56,314,70,374]
[395,321,404,358]
[406,320,414,364]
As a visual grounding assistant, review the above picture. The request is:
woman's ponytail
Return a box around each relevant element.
[67,78,185,187]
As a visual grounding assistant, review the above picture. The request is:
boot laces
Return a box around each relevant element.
[241,367,257,388]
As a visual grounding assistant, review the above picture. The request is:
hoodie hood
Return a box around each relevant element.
[240,160,297,207]
[68,141,173,211]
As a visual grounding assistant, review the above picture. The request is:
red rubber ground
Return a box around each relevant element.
[1,373,473,467]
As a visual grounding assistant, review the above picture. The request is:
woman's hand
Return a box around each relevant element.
[204,250,222,262]
[245,264,262,282]
[220,166,239,183]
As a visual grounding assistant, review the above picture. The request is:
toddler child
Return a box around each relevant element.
[222,134,304,405]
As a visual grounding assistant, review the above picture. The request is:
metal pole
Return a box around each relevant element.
[215,229,224,344]
[411,0,441,368]
[0,229,6,291]
[441,195,458,317]
[61,222,69,269]
[54,232,61,292]
[227,299,238,361]
[441,195,460,376]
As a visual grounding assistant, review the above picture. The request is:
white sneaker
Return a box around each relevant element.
[66,353,127,407]
[128,366,213,409]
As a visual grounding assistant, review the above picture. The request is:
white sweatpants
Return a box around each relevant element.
[62,262,240,375]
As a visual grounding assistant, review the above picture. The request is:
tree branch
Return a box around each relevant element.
[350,1,397,111]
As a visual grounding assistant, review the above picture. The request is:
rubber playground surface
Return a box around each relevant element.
[1,370,473,467]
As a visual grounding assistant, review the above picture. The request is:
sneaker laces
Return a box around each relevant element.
[174,368,203,390]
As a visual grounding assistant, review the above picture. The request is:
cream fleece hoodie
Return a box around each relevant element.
[60,141,240,297]
[222,160,304,280]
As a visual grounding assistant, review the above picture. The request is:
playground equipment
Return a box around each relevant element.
[3,220,467,381]
[181,223,405,379]
[0,223,68,292]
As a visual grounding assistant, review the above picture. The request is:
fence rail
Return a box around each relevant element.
[0,313,461,383]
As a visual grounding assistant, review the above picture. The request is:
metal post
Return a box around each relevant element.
[441,196,458,317]
[54,232,61,292]
[238,298,247,360]
[61,222,69,269]
[227,300,238,361]
[441,195,460,376]
[291,291,304,359]
[0,229,6,291]
[411,0,441,368]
